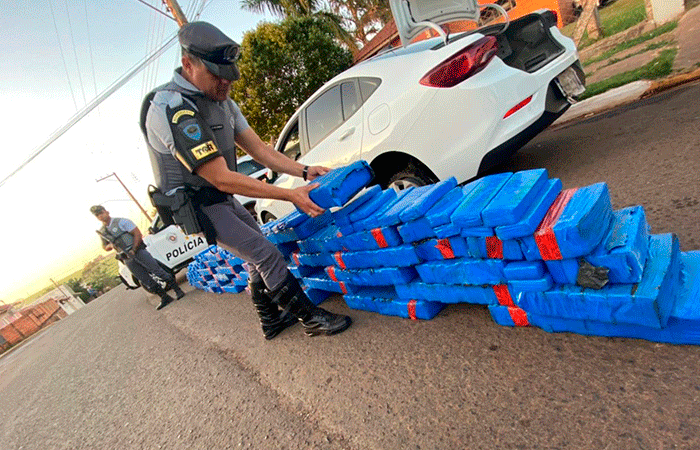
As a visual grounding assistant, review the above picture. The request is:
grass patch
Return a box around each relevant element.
[582,21,678,66]
[593,40,673,68]
[580,48,677,99]
[563,0,648,48]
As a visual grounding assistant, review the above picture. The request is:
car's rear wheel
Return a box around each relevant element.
[387,169,435,192]
[262,212,277,224]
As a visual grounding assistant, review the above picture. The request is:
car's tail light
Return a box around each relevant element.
[419,36,499,88]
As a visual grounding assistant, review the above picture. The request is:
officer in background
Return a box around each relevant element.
[140,22,351,338]
[91,205,185,310]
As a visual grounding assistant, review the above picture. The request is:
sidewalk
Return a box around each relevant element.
[555,4,700,126]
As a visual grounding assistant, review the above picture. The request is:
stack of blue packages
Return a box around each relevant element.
[252,161,699,342]
[187,245,250,294]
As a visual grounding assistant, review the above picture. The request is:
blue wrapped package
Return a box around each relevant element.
[303,272,347,294]
[488,305,531,327]
[334,245,420,269]
[519,183,613,261]
[373,179,457,228]
[326,265,418,286]
[307,160,375,208]
[304,287,332,306]
[292,251,335,268]
[222,284,246,294]
[339,188,398,235]
[482,169,549,227]
[338,226,403,251]
[518,234,680,328]
[399,178,457,223]
[585,206,649,284]
[495,178,563,240]
[434,222,461,238]
[344,288,445,320]
[416,257,507,285]
[396,282,498,304]
[332,185,382,228]
[451,172,512,228]
[298,225,342,254]
[289,264,321,279]
[544,259,580,284]
[353,188,414,232]
[414,237,470,261]
[508,275,553,293]
[460,226,494,237]
[424,186,468,227]
[524,251,700,345]
[504,261,547,280]
[397,218,436,243]
[266,210,334,244]
[466,236,524,260]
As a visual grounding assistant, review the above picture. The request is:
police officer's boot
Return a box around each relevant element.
[172,284,186,300]
[249,279,298,340]
[270,272,351,337]
[155,287,174,310]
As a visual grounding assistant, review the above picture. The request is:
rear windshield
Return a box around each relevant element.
[237,159,265,176]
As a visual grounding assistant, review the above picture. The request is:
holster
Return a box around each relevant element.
[147,185,228,245]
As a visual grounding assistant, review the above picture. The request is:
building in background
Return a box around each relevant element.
[0,286,85,354]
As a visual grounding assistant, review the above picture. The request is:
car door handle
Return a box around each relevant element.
[338,127,356,141]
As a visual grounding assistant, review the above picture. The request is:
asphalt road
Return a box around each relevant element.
[1,82,699,450]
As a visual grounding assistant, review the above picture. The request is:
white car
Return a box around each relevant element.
[255,0,584,223]
[233,154,272,221]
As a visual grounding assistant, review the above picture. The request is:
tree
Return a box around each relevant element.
[327,0,392,48]
[241,0,359,52]
[231,16,353,143]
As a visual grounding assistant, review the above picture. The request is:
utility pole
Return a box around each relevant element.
[163,0,189,27]
[96,172,152,221]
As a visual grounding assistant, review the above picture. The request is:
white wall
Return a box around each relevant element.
[649,0,684,24]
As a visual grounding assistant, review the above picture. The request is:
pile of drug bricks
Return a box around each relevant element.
[196,161,700,345]
[187,245,250,294]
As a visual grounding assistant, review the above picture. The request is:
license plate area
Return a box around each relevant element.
[555,66,586,101]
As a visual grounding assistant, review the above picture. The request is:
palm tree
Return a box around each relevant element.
[241,0,358,52]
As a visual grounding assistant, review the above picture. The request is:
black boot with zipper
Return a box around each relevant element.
[249,279,298,340]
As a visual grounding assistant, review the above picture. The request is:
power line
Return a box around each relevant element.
[0,33,180,189]
[62,0,88,105]
[48,0,78,110]
[134,0,177,20]
[83,0,100,101]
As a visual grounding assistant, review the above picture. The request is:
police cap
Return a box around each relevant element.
[179,22,241,81]
[90,205,105,215]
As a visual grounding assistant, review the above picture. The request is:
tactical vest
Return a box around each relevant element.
[140,79,239,193]
[100,219,134,253]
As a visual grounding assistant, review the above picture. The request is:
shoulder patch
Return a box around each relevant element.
[191,141,219,160]
[172,109,196,124]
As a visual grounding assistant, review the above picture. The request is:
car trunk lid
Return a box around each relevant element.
[390,0,481,47]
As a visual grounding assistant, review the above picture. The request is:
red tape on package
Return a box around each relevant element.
[534,189,577,261]
[435,239,455,259]
[371,228,389,248]
[334,251,347,270]
[408,299,418,320]
[486,236,503,259]
[507,307,530,327]
[493,284,515,307]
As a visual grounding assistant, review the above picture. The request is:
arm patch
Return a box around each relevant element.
[166,103,221,173]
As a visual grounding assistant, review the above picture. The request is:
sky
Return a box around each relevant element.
[0,0,274,303]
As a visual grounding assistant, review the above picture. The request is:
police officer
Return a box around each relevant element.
[91,205,185,310]
[140,22,351,338]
